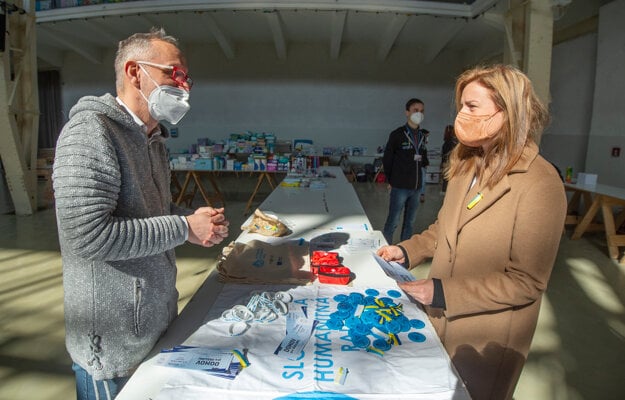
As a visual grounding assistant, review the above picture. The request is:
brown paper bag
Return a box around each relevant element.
[217,239,312,284]
[242,209,290,237]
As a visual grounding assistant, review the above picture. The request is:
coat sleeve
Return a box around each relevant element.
[441,176,567,318]
[53,118,188,262]
[399,220,439,269]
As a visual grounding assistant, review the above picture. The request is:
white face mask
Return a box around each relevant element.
[139,65,190,125]
[410,111,424,126]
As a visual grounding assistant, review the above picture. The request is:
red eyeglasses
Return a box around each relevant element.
[137,61,194,89]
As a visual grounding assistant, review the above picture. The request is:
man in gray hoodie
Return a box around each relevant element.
[53,28,229,400]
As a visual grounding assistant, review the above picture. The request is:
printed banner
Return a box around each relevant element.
[154,285,469,400]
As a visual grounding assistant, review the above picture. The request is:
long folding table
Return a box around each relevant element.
[117,167,470,400]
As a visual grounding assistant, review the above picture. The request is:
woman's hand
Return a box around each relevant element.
[376,245,405,264]
[398,279,434,305]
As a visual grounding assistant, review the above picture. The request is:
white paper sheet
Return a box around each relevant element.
[371,253,416,283]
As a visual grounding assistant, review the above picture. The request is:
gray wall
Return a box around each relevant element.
[541,0,625,187]
[540,33,597,175]
[57,0,625,184]
[61,43,462,155]
[585,0,625,186]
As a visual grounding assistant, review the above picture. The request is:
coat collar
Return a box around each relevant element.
[443,142,539,247]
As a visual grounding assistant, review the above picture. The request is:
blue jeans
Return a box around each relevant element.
[383,187,420,244]
[73,363,129,400]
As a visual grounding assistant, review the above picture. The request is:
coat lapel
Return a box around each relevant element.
[443,172,473,251]
[458,175,510,230]
[449,142,540,237]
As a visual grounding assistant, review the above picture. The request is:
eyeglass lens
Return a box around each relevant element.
[172,68,193,88]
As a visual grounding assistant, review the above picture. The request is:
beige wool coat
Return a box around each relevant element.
[399,142,566,400]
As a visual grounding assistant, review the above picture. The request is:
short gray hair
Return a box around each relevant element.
[114,27,179,90]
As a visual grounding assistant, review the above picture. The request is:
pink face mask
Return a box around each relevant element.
[454,110,502,148]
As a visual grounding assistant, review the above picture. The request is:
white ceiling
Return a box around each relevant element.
[33,0,505,68]
[32,0,608,69]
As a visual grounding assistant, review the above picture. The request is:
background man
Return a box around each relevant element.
[382,98,428,244]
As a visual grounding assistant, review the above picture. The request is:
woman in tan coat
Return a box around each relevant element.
[377,65,567,400]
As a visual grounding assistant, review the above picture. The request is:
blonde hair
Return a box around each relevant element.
[114,27,179,91]
[446,64,549,188]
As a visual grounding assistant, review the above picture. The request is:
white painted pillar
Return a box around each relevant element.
[0,0,38,215]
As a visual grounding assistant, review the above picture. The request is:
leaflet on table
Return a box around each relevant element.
[310,231,382,254]
[372,252,416,282]
[155,346,249,380]
[274,304,318,360]
[342,234,382,253]
[332,223,370,232]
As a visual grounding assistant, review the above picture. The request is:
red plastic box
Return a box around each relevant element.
[317,266,351,285]
[311,251,340,266]
[310,251,341,275]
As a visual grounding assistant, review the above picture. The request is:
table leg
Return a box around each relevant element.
[266,173,277,189]
[615,207,625,231]
[207,172,225,206]
[565,189,595,222]
[171,172,182,193]
[581,192,593,214]
[601,197,625,263]
[175,171,193,206]
[192,171,214,207]
[602,198,618,260]
[245,173,266,215]
[565,190,582,227]
[571,195,602,240]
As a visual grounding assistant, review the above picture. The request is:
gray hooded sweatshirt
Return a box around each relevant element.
[53,93,191,380]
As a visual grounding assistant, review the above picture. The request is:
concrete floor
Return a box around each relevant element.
[0,174,624,400]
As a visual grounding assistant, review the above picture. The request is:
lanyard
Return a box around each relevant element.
[404,128,422,150]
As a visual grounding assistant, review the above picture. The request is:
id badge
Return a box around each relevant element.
[414,154,422,161]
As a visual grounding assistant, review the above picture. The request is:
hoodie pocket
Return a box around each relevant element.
[133,278,143,336]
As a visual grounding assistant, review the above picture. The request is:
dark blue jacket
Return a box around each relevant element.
[383,125,428,190]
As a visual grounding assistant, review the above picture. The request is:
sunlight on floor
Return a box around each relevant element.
[515,295,575,400]
[567,257,625,314]
[0,371,75,400]
[530,295,560,351]
[174,256,215,310]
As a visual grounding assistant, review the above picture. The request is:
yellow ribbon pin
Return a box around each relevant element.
[467,192,483,210]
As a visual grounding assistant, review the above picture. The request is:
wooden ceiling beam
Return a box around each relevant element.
[38,25,103,64]
[330,10,347,60]
[201,13,236,60]
[377,13,408,61]
[265,11,287,60]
